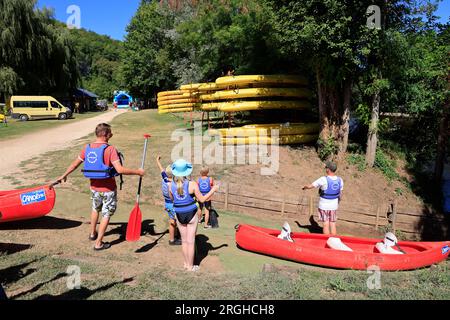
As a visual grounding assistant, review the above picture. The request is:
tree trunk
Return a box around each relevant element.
[366,90,381,167]
[434,98,449,183]
[338,80,352,158]
[434,69,450,184]
[316,71,352,160]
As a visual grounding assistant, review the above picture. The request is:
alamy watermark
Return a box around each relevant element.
[366,5,381,29]
[366,265,381,289]
[170,122,280,175]
[66,265,81,290]
[66,5,81,29]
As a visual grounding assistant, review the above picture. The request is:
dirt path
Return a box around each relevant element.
[0,110,127,190]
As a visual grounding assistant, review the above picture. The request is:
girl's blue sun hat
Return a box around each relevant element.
[171,159,193,177]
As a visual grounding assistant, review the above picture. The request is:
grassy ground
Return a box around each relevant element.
[0,111,104,141]
[1,109,449,300]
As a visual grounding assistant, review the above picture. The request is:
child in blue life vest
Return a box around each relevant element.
[156,155,181,245]
[56,123,145,251]
[197,166,215,229]
[302,161,344,236]
[169,159,219,271]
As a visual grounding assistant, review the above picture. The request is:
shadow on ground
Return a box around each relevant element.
[194,234,228,266]
[0,216,82,230]
[0,259,42,286]
[0,243,32,255]
[295,217,322,234]
[31,278,134,300]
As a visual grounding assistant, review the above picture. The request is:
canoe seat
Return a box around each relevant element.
[326,237,353,252]
[375,242,404,255]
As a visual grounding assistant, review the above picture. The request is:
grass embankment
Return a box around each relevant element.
[0,111,104,141]
[1,110,449,300]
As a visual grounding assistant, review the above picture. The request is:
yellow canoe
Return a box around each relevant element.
[220,134,318,145]
[158,103,198,110]
[158,93,197,102]
[216,75,308,88]
[179,83,209,90]
[209,123,320,137]
[158,90,192,97]
[197,83,220,92]
[200,100,311,112]
[158,98,199,106]
[200,88,311,101]
[158,107,194,114]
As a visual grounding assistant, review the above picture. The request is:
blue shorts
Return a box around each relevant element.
[164,202,176,220]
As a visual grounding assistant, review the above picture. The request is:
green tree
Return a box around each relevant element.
[0,0,79,101]
[267,0,441,159]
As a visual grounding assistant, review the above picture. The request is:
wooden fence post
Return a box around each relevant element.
[392,200,397,233]
[375,205,380,230]
[224,183,229,210]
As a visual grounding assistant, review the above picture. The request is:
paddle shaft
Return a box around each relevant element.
[136,137,149,203]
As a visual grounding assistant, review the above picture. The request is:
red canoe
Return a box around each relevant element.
[235,224,450,271]
[0,186,56,223]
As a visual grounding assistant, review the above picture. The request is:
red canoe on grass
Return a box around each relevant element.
[235,224,450,271]
[0,186,56,223]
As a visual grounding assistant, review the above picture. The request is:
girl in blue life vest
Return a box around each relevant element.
[169,159,219,272]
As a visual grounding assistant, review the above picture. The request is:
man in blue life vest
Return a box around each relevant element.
[302,161,344,235]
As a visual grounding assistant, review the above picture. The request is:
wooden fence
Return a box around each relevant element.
[212,182,447,239]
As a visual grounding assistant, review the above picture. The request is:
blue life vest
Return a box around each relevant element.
[171,180,198,214]
[82,144,118,179]
[162,180,172,204]
[319,176,342,200]
[198,177,211,195]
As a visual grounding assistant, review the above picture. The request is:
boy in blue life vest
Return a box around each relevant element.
[302,161,344,235]
[197,166,215,229]
[156,155,181,245]
[56,123,145,251]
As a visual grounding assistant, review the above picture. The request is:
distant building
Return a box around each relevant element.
[59,88,98,113]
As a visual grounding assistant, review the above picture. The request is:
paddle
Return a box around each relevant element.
[126,134,151,242]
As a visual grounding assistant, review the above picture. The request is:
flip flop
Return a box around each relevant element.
[94,242,111,251]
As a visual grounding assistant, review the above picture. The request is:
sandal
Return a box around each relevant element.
[94,242,111,251]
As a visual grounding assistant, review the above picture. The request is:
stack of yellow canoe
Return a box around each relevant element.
[198,75,311,112]
[158,75,312,113]
[208,123,320,145]
[157,89,200,114]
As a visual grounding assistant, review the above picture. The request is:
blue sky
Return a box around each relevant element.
[37,0,449,41]
[37,0,141,40]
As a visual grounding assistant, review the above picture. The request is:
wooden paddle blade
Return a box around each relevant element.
[126,203,142,242]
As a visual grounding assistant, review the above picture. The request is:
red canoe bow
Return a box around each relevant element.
[0,186,56,223]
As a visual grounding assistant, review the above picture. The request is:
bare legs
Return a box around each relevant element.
[176,214,199,271]
[322,221,337,236]
[91,210,110,248]
[168,218,177,241]
[204,208,210,227]
[90,210,99,237]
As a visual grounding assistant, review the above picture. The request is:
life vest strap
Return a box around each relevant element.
[174,202,197,208]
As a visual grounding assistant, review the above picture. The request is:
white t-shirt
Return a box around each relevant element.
[312,176,344,211]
